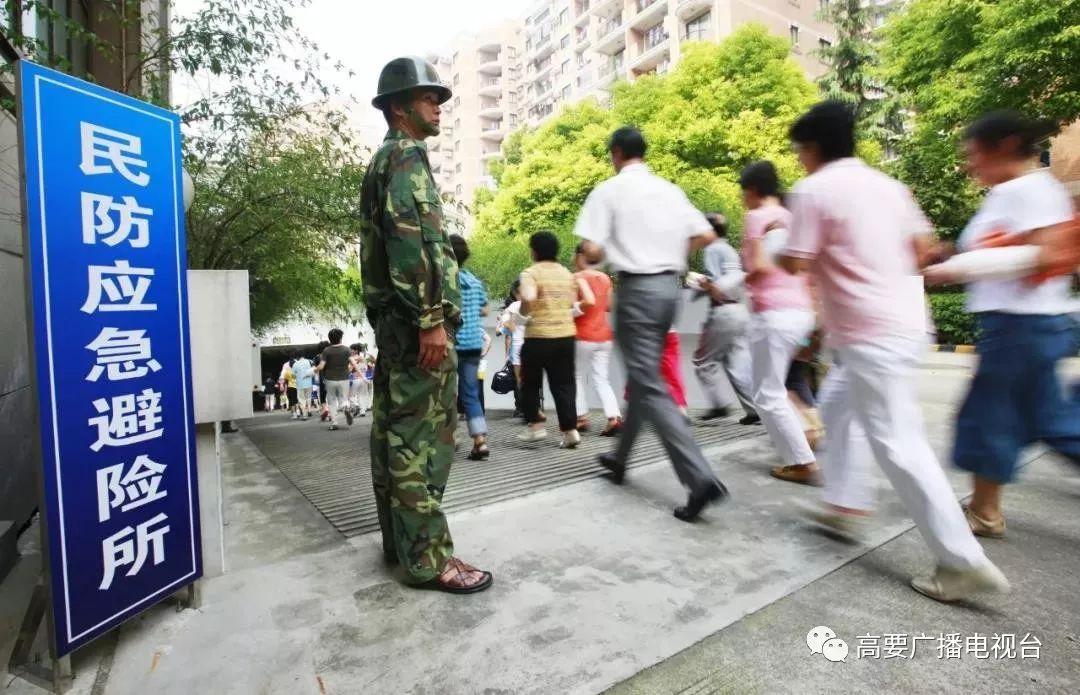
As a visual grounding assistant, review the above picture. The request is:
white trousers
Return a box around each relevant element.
[822,334,987,570]
[749,309,816,466]
[575,340,621,420]
[349,379,372,411]
[324,380,350,426]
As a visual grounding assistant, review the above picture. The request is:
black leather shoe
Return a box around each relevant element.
[598,453,625,484]
[698,407,731,422]
[738,413,761,426]
[674,481,728,521]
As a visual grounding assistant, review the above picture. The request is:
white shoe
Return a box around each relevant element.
[560,430,581,449]
[796,500,869,543]
[518,428,547,443]
[910,562,1010,603]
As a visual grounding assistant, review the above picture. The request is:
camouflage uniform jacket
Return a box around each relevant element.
[360,129,461,332]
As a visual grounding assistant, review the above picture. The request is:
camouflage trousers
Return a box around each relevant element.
[370,318,458,584]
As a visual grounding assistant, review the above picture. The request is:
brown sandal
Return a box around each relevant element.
[417,557,493,594]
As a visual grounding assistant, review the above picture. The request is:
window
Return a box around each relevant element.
[559,8,569,25]
[453,73,460,85]
[456,184,463,197]
[562,85,571,100]
[789,25,800,48]
[644,23,667,50]
[819,38,832,50]
[818,0,831,12]
[453,97,461,108]
[684,12,710,42]
[510,114,518,127]
[455,163,462,173]
[455,140,461,151]
[454,119,461,131]
[27,0,91,78]
[561,59,571,75]
[561,34,571,49]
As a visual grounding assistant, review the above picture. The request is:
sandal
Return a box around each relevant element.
[416,558,493,595]
[576,417,590,432]
[467,442,490,461]
[600,418,622,437]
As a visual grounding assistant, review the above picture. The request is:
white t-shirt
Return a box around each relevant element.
[959,170,1075,315]
[573,162,710,274]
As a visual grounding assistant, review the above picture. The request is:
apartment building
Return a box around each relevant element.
[428,22,524,222]
[435,1,837,230]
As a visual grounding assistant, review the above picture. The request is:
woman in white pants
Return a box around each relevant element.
[572,243,622,436]
[782,101,1007,603]
[739,161,820,486]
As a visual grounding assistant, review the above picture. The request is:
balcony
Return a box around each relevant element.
[531,31,555,60]
[592,0,622,19]
[630,38,670,74]
[478,77,502,97]
[574,1,592,26]
[478,51,502,75]
[595,14,627,55]
[676,0,713,19]
[479,101,504,119]
[630,0,668,31]
[480,121,506,141]
[481,149,503,162]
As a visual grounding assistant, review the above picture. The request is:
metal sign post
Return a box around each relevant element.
[13,59,201,674]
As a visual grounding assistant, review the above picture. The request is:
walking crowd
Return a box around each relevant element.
[312,57,1080,599]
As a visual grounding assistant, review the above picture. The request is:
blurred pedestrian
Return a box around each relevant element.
[262,374,277,412]
[451,234,491,460]
[924,111,1080,540]
[293,353,314,420]
[317,329,356,431]
[692,212,758,424]
[739,160,821,486]
[575,126,727,521]
[517,231,587,449]
[572,242,622,436]
[781,100,1007,602]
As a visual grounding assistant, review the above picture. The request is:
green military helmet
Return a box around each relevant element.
[372,56,452,109]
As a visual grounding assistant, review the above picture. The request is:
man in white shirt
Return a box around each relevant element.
[575,127,727,521]
[692,213,759,424]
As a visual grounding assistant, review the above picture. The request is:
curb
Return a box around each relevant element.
[929,344,976,354]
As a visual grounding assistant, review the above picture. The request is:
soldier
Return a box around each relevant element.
[359,57,493,593]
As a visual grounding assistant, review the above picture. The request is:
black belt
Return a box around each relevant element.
[711,299,740,307]
[617,270,679,279]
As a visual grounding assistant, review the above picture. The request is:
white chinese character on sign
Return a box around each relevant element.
[88,388,163,452]
[81,192,152,247]
[938,633,962,659]
[79,122,150,186]
[992,633,1017,660]
[1019,633,1041,660]
[81,260,156,314]
[967,634,989,659]
[85,327,162,382]
[883,633,909,659]
[98,512,170,590]
[856,634,881,659]
[96,455,167,522]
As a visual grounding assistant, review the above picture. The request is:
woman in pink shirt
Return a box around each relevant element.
[739,161,821,486]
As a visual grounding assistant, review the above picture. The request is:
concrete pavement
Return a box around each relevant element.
[4,353,1079,694]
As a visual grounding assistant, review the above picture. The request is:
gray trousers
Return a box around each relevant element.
[614,273,720,493]
[693,303,757,417]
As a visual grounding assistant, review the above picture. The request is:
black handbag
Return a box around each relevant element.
[491,360,516,395]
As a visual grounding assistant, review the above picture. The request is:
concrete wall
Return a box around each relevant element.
[0,105,36,529]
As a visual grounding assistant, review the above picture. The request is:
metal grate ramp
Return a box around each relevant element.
[239,410,762,538]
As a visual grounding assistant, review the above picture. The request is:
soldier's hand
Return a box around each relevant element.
[418,324,449,371]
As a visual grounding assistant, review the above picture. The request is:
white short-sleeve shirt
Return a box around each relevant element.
[958,170,1075,315]
[573,162,710,274]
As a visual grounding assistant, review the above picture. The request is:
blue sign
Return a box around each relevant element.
[17,61,201,657]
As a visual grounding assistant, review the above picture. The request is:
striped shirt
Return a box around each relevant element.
[521,262,577,339]
[456,269,488,351]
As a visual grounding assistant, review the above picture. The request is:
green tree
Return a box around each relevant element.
[816,0,904,151]
[3,0,366,328]
[880,0,1080,239]
[470,25,817,295]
